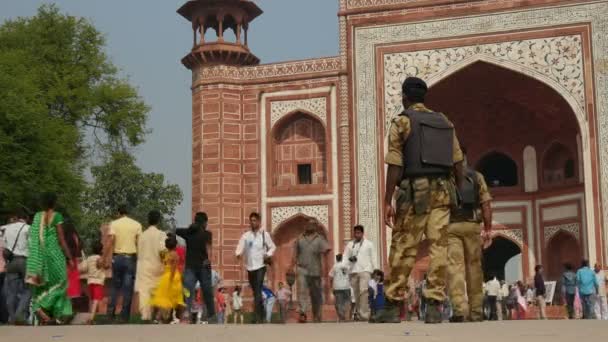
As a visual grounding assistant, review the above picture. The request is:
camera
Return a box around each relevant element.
[348,256,358,263]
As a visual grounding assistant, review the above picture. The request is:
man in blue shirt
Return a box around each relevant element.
[576,259,599,319]
[561,263,577,319]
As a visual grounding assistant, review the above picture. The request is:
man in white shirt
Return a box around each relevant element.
[2,209,31,324]
[329,254,351,322]
[235,212,276,323]
[343,225,377,321]
[485,276,501,321]
[594,264,608,320]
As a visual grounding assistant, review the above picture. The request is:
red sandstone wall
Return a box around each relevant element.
[193,87,260,284]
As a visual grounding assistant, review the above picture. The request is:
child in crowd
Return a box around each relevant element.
[64,220,83,299]
[78,241,106,323]
[232,286,244,324]
[191,284,204,324]
[371,270,385,321]
[216,287,226,324]
[149,234,186,324]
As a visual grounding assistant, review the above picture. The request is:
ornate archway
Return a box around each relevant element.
[545,231,581,281]
[483,236,522,281]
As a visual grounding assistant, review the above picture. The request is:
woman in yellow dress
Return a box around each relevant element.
[149,234,185,323]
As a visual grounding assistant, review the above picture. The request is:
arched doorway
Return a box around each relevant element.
[425,60,585,278]
[271,215,331,303]
[482,236,521,281]
[545,231,581,281]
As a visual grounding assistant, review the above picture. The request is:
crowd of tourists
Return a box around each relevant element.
[481,262,607,321]
[1,191,608,326]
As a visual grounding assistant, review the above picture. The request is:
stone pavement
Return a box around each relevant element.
[1,320,607,342]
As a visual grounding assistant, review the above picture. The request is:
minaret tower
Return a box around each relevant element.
[179,0,264,285]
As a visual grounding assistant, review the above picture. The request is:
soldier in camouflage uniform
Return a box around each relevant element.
[447,149,493,323]
[381,77,464,324]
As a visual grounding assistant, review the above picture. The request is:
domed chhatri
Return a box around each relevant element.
[178,0,262,68]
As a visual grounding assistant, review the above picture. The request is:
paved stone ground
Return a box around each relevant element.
[2,320,608,342]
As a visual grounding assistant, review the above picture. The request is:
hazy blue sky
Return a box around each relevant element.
[0,0,339,226]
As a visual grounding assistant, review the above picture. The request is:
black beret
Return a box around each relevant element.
[402,77,428,102]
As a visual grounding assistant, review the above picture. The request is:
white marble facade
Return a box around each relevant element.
[352,2,608,264]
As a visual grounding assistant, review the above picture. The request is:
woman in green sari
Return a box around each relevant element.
[26,193,76,324]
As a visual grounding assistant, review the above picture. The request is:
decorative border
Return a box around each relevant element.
[544,222,580,243]
[194,57,342,84]
[352,2,608,260]
[270,97,327,128]
[382,35,585,131]
[270,205,329,231]
[494,228,524,247]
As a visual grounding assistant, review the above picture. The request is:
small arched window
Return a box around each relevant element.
[476,152,518,187]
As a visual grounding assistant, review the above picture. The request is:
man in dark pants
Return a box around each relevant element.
[236,212,276,323]
[177,212,215,323]
[291,218,330,323]
[2,209,31,324]
[104,205,143,323]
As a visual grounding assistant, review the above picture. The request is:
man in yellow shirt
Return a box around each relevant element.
[105,204,142,322]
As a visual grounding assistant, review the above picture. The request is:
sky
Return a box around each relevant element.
[0,0,340,226]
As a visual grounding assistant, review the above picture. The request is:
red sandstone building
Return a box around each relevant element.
[179,0,608,289]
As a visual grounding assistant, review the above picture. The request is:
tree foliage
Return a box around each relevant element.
[0,5,183,240]
[81,152,183,243]
[0,5,150,215]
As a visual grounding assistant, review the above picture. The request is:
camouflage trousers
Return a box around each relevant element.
[447,221,483,320]
[386,178,452,302]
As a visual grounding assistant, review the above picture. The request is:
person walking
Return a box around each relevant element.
[445,150,493,323]
[149,234,186,324]
[215,287,226,324]
[262,285,276,323]
[383,77,464,324]
[576,259,599,319]
[235,212,276,324]
[232,286,244,324]
[135,210,167,321]
[2,209,31,324]
[485,276,501,321]
[104,204,142,323]
[176,212,215,323]
[63,220,83,301]
[534,265,547,320]
[0,222,7,324]
[343,225,377,322]
[26,193,74,324]
[562,263,577,319]
[78,241,106,323]
[329,254,351,322]
[291,218,330,323]
[276,282,291,323]
[593,263,607,320]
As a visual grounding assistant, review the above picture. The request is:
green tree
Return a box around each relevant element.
[81,152,183,244]
[0,5,149,217]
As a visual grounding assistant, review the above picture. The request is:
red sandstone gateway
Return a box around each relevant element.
[178,0,608,320]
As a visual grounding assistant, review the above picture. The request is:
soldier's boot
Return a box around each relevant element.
[373,300,402,324]
[424,300,443,324]
[449,315,465,323]
[469,314,484,322]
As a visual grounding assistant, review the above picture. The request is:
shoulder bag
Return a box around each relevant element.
[2,223,26,263]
